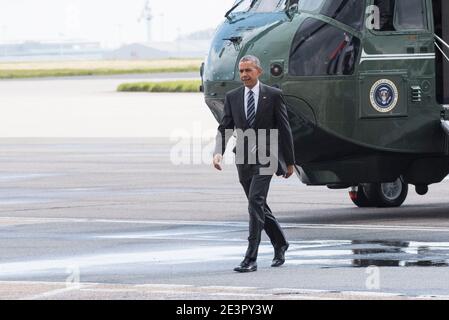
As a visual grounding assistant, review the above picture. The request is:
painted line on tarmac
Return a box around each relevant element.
[283,223,449,233]
[24,284,95,300]
[0,281,373,300]
[2,216,449,233]
[3,281,449,300]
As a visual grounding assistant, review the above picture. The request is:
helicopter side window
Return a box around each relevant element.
[289,18,360,76]
[373,0,426,31]
[320,0,365,30]
[373,0,395,31]
[393,0,426,30]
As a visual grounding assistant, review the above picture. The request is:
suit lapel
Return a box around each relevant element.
[237,87,248,129]
[254,83,267,129]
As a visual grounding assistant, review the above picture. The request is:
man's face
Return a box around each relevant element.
[239,61,262,88]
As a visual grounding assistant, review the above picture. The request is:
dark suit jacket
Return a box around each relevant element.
[214,82,295,177]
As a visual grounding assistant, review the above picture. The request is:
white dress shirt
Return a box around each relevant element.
[244,81,260,119]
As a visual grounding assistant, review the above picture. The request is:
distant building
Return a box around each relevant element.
[0,28,215,61]
[104,28,215,60]
[103,43,168,60]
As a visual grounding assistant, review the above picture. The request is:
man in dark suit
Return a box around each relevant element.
[213,55,296,273]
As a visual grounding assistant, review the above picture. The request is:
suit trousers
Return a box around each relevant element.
[237,164,288,261]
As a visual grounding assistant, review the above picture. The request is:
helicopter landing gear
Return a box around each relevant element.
[349,177,408,208]
[415,184,429,196]
[349,185,373,208]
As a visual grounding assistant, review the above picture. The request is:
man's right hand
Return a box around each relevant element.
[213,154,223,171]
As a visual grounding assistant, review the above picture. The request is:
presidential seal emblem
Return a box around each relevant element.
[370,79,399,113]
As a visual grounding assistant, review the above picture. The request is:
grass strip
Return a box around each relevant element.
[0,67,200,79]
[117,80,202,93]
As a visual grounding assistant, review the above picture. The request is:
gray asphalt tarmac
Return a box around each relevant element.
[1,74,449,300]
[1,138,449,300]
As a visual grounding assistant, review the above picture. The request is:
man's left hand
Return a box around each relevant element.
[283,165,295,179]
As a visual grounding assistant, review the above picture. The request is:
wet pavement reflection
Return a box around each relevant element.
[285,240,449,268]
[350,240,449,267]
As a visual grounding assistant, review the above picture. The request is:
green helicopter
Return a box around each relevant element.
[201,0,449,208]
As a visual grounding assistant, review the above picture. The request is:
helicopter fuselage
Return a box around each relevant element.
[202,0,449,190]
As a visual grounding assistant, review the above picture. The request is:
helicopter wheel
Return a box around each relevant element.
[363,177,408,208]
[349,185,374,208]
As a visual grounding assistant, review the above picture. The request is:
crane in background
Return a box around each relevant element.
[138,0,153,43]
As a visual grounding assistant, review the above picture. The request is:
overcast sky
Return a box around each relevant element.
[0,0,236,47]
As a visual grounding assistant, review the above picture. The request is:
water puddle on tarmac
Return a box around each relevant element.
[94,227,449,269]
[285,240,449,268]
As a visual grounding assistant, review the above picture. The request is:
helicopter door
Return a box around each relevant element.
[433,0,449,104]
[359,0,430,118]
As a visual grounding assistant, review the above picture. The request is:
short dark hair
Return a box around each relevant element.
[239,55,262,70]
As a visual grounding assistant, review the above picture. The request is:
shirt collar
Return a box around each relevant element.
[245,81,260,96]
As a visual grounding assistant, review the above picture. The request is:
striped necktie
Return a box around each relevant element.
[247,90,256,128]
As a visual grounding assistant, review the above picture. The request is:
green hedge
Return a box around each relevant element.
[117,80,202,93]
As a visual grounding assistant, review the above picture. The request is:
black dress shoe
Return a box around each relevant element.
[234,259,257,273]
[271,243,289,267]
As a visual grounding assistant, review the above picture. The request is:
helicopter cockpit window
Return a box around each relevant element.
[230,0,255,13]
[320,0,365,30]
[229,0,287,14]
[289,18,361,76]
[373,0,426,31]
[250,0,287,12]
